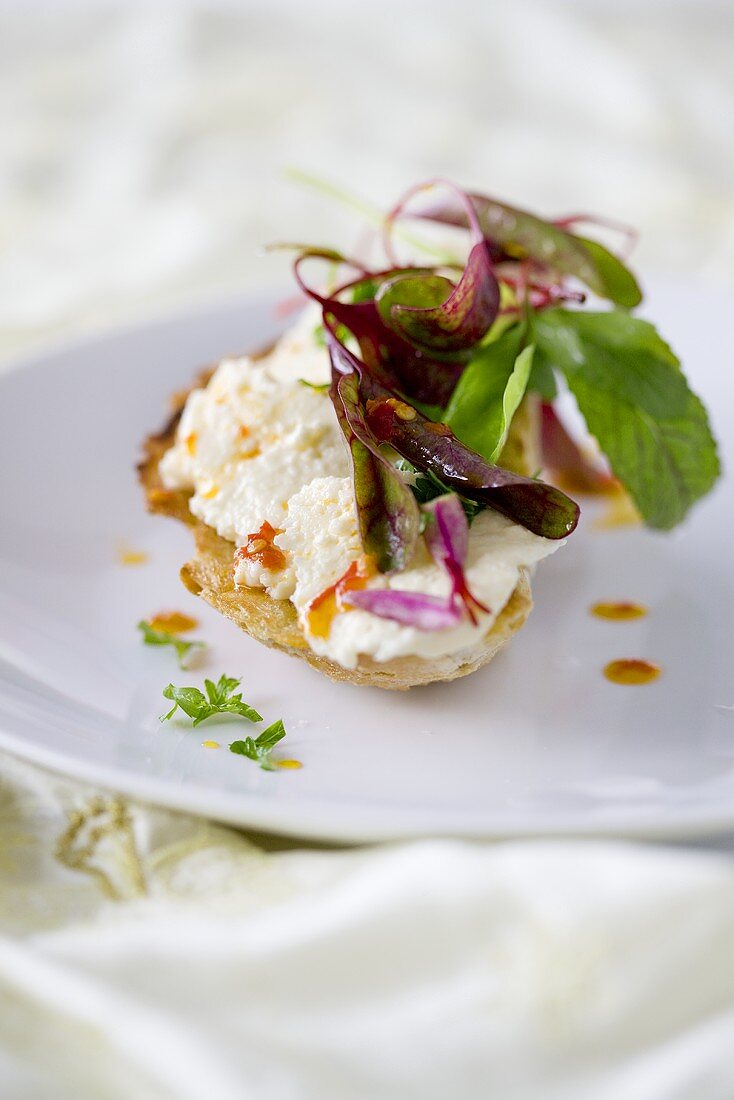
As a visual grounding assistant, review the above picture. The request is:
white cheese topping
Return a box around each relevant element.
[160,305,562,669]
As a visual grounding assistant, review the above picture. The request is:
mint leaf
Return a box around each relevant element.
[160,676,263,726]
[532,309,720,528]
[220,698,263,722]
[230,719,287,771]
[138,620,205,669]
[573,237,642,309]
[444,326,533,463]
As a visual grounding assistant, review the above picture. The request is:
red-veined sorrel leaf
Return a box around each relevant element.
[290,245,579,546]
[294,251,466,405]
[375,241,499,352]
[410,192,641,307]
[328,333,420,573]
[379,181,500,351]
[362,373,579,540]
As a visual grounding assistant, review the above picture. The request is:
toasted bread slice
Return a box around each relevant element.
[139,372,539,690]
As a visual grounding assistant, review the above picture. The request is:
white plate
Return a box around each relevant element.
[0,282,732,842]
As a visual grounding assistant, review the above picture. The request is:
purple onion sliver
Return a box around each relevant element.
[343,588,462,631]
[423,494,469,568]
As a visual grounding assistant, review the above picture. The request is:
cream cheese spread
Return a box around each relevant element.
[160,305,562,669]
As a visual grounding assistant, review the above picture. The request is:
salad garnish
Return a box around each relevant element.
[230,719,287,771]
[273,178,721,631]
[159,676,290,769]
[160,674,262,725]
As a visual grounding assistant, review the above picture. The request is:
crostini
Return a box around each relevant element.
[140,179,718,689]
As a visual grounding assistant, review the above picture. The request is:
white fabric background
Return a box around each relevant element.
[1,0,733,360]
[1,2,734,1097]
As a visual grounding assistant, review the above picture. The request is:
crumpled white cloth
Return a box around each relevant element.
[1,754,734,1100]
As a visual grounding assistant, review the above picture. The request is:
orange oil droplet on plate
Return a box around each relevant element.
[591,601,648,621]
[118,544,148,566]
[604,658,661,685]
[276,759,303,770]
[201,740,220,749]
[148,610,199,634]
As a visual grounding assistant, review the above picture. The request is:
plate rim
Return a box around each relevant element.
[3,729,734,844]
[1,287,732,844]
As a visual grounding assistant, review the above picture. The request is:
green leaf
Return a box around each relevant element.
[574,236,642,308]
[527,340,559,400]
[489,303,557,399]
[444,326,533,463]
[138,620,205,669]
[495,346,534,461]
[160,684,210,724]
[160,676,263,726]
[527,350,558,400]
[220,698,263,723]
[204,675,242,707]
[255,718,287,752]
[480,306,522,347]
[532,309,720,528]
[230,719,287,771]
[229,737,259,760]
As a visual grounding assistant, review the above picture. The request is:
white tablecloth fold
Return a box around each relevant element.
[1,756,733,1100]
